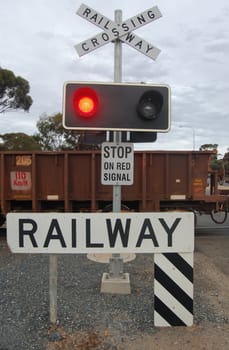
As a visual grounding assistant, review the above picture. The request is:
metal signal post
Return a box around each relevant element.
[108,9,127,284]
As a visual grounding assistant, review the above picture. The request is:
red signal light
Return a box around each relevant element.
[73,87,99,118]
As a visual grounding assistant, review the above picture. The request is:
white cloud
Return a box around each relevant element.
[0,0,229,155]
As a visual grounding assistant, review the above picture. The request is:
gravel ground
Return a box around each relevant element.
[0,234,229,350]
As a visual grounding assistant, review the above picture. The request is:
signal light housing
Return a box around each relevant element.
[63,82,170,132]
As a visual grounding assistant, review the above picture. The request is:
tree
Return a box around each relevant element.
[0,133,41,150]
[34,113,79,150]
[199,143,218,152]
[0,68,33,113]
[223,150,229,182]
[199,144,220,168]
[223,150,229,165]
[199,144,224,181]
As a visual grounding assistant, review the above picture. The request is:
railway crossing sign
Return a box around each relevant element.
[7,212,194,254]
[75,4,162,60]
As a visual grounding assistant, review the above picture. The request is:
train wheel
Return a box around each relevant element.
[102,204,131,212]
[165,209,198,227]
[210,209,228,224]
[0,214,6,227]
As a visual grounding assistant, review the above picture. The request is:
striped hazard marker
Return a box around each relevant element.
[154,252,193,326]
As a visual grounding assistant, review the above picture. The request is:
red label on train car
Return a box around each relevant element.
[10,171,31,191]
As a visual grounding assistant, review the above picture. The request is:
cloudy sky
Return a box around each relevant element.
[0,0,229,155]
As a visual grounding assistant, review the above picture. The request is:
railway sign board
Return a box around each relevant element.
[101,142,134,185]
[7,212,194,254]
[75,4,162,60]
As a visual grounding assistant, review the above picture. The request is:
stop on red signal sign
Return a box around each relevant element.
[101,142,134,185]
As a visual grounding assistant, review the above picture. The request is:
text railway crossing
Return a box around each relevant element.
[75,4,162,60]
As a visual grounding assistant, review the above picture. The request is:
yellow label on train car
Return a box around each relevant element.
[16,155,32,166]
[193,178,204,195]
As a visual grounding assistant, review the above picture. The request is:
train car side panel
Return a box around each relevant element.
[0,150,228,224]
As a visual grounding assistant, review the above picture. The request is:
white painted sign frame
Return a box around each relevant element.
[7,212,194,254]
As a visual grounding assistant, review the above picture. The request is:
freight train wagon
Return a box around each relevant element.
[0,150,228,225]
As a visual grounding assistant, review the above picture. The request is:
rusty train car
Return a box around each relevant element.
[0,150,228,225]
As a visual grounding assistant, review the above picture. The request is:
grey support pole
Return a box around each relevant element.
[109,9,123,279]
[101,10,131,294]
[49,255,58,323]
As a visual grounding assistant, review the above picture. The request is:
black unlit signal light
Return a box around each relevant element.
[137,90,163,120]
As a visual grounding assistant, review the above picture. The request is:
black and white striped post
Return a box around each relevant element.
[154,252,194,326]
